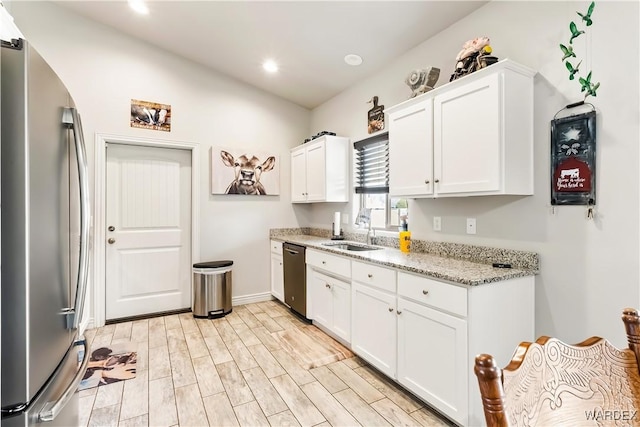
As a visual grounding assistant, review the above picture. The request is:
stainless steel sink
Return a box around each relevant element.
[322,242,382,251]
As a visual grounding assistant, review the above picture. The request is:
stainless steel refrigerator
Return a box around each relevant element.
[1,38,91,426]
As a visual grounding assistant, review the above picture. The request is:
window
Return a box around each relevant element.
[354,133,408,230]
[354,132,389,195]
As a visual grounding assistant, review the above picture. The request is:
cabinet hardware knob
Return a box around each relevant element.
[325,283,331,289]
[397,310,402,315]
[322,261,326,265]
[422,290,429,295]
[424,180,430,184]
[108,225,115,232]
[388,307,394,312]
[367,274,373,278]
[108,238,116,244]
[434,179,440,183]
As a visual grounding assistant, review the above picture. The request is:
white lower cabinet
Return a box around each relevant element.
[294,246,533,427]
[350,265,534,427]
[306,250,351,343]
[397,297,468,425]
[270,240,284,303]
[309,270,351,342]
[351,281,397,379]
[332,279,351,342]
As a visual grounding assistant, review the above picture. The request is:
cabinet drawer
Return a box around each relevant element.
[398,272,467,317]
[270,240,283,254]
[352,261,396,293]
[306,249,351,279]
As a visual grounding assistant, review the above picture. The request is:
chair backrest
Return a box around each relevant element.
[475,308,640,426]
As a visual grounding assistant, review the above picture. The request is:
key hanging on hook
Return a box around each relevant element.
[586,199,595,220]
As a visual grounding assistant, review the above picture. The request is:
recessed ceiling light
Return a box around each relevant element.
[344,54,363,66]
[262,60,279,73]
[128,0,149,15]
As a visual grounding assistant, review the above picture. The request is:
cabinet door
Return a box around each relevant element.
[308,270,333,328]
[305,142,326,202]
[351,282,396,378]
[270,254,284,303]
[434,73,501,195]
[332,278,351,343]
[397,298,468,425]
[389,99,434,197]
[291,147,307,202]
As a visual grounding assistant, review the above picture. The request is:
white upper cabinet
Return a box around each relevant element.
[387,60,535,198]
[290,148,307,203]
[388,99,434,197]
[290,135,349,203]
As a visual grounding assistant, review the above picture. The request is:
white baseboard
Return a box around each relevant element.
[232,292,274,306]
[80,295,272,331]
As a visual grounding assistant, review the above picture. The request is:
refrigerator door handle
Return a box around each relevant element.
[38,339,90,422]
[62,107,90,330]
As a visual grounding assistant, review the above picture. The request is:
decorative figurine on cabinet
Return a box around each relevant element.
[404,67,440,98]
[367,96,385,134]
[449,36,499,82]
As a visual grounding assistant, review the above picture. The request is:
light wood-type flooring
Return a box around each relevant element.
[80,300,452,427]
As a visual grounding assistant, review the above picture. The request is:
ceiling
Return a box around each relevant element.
[56,1,487,109]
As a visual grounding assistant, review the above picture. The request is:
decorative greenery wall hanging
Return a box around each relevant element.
[550,2,599,219]
[560,1,599,100]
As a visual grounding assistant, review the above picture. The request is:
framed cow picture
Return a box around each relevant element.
[550,109,596,206]
[210,147,280,195]
[130,99,171,132]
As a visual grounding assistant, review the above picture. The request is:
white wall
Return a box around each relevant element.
[9,1,311,322]
[310,1,640,346]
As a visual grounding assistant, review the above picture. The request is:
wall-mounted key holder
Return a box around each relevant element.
[550,101,596,211]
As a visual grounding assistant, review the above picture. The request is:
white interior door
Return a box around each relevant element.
[106,143,192,320]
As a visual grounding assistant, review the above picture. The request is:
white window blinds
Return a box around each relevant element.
[354,132,389,194]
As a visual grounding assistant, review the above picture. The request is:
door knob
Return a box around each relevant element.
[108,225,115,232]
[108,238,116,244]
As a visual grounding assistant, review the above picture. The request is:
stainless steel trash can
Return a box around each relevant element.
[192,260,233,318]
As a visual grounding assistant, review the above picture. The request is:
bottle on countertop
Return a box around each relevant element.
[399,220,411,253]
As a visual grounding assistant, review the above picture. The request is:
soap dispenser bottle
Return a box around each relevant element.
[399,221,411,253]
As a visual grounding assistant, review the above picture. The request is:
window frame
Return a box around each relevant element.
[353,132,407,231]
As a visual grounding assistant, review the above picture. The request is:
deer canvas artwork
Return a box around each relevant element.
[211,147,280,195]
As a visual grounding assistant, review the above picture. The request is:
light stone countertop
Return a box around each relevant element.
[271,234,537,287]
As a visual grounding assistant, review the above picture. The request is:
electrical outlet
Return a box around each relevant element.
[466,218,476,235]
[433,216,441,231]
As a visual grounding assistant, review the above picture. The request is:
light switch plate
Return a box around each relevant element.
[466,218,476,235]
[433,216,441,231]
[342,214,349,224]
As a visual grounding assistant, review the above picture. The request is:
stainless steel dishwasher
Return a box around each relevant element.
[283,242,307,318]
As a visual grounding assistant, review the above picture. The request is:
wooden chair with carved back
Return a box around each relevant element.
[474,308,640,426]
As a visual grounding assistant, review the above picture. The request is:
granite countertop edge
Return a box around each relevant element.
[271,234,537,287]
